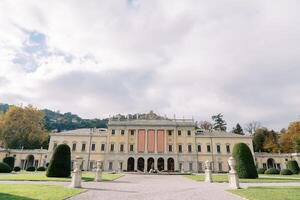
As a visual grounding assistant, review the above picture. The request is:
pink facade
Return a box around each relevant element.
[137,129,145,153]
[157,130,164,153]
[147,130,155,153]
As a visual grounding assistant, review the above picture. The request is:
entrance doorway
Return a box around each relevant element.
[157,158,164,171]
[167,158,174,171]
[137,157,145,171]
[267,158,275,169]
[127,157,134,171]
[147,157,154,171]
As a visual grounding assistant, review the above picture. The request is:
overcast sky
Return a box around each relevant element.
[0,0,300,131]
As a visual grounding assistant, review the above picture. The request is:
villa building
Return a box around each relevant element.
[1,112,299,173]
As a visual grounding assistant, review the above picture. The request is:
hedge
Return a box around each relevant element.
[26,166,36,172]
[232,143,258,178]
[280,169,293,175]
[0,162,12,173]
[13,166,21,172]
[37,166,46,171]
[264,168,280,174]
[286,160,300,174]
[257,168,266,174]
[3,157,15,169]
[46,144,71,177]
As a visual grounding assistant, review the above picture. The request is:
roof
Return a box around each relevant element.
[50,128,108,136]
[196,130,252,138]
[108,119,196,127]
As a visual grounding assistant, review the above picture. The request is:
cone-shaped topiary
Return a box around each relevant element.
[3,157,15,169]
[46,144,71,177]
[286,160,299,174]
[232,143,258,178]
[0,162,12,173]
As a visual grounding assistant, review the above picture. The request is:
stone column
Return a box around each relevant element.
[134,158,138,171]
[144,159,147,173]
[228,157,240,189]
[164,159,168,171]
[164,129,167,153]
[94,160,102,182]
[125,129,129,153]
[71,156,83,188]
[154,158,158,170]
[154,129,158,154]
[204,160,212,183]
[145,129,148,153]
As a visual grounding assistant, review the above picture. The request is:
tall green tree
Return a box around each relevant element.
[212,113,227,131]
[232,123,244,135]
[0,105,48,149]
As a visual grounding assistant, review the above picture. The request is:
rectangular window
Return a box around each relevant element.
[109,162,113,170]
[188,145,192,152]
[121,130,125,135]
[207,144,211,153]
[197,145,201,152]
[226,145,230,153]
[263,163,267,169]
[81,143,86,152]
[91,143,96,151]
[178,130,181,136]
[276,163,281,170]
[120,144,124,152]
[218,162,223,172]
[168,145,173,152]
[101,144,105,151]
[168,130,172,136]
[72,143,76,151]
[217,144,221,153]
[187,130,191,136]
[110,144,114,152]
[178,145,182,153]
[130,130,135,136]
[111,129,115,135]
[130,144,134,152]
[189,162,193,171]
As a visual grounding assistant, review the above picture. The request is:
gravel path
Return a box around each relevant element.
[69,174,242,200]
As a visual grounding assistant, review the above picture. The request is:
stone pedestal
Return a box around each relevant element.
[71,156,83,188]
[94,161,102,182]
[204,160,212,183]
[228,156,240,189]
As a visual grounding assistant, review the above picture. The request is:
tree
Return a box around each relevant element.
[286,160,300,174]
[198,121,213,131]
[252,128,280,153]
[46,144,71,177]
[245,121,261,135]
[3,157,15,169]
[211,113,227,131]
[232,143,258,179]
[232,123,244,135]
[0,105,48,149]
[279,121,300,153]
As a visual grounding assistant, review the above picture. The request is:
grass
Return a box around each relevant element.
[184,174,300,183]
[228,186,300,200]
[0,171,124,182]
[0,184,85,200]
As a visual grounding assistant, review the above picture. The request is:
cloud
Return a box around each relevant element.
[0,0,300,131]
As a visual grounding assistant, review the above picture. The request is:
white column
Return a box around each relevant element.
[164,129,167,154]
[134,158,138,171]
[155,129,158,154]
[125,129,129,153]
[145,129,148,153]
[135,129,138,154]
[164,159,168,171]
[144,159,147,172]
[154,158,158,170]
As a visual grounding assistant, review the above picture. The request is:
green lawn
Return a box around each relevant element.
[0,171,124,182]
[0,184,85,200]
[228,186,300,200]
[184,174,300,183]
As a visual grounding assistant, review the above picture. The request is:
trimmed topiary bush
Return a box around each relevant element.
[46,144,71,177]
[232,143,258,178]
[286,160,300,174]
[0,162,12,173]
[257,168,266,174]
[3,157,15,169]
[26,166,36,171]
[37,166,46,171]
[264,168,280,174]
[13,166,21,172]
[280,169,293,175]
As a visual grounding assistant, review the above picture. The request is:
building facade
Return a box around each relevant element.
[1,112,299,173]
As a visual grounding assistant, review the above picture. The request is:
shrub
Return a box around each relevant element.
[257,168,266,174]
[26,166,36,172]
[46,144,71,177]
[3,157,15,169]
[37,166,46,171]
[232,143,258,178]
[264,168,280,174]
[13,166,21,172]
[280,169,293,175]
[286,160,300,174]
[0,162,12,173]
